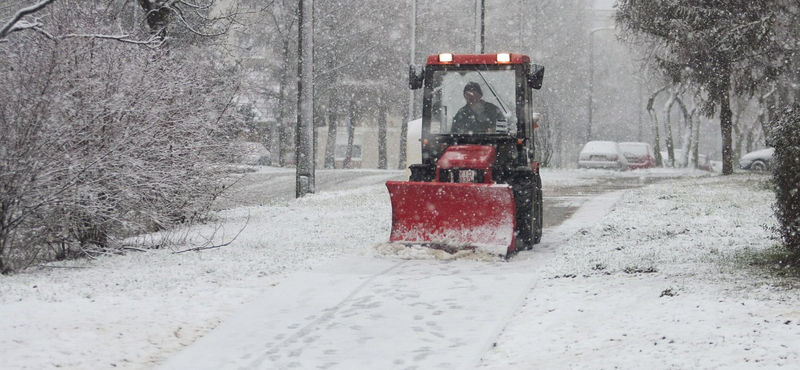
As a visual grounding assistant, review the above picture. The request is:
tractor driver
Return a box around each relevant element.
[451,81,504,134]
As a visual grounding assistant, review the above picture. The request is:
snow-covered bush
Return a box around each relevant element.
[0,5,242,273]
[771,104,800,258]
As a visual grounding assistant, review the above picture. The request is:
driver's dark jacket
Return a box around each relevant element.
[451,101,504,134]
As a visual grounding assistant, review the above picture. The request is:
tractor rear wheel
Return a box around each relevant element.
[512,168,540,252]
[516,181,536,251]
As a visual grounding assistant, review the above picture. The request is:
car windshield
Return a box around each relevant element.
[429,69,517,135]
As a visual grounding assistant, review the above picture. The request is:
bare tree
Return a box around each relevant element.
[0,2,242,273]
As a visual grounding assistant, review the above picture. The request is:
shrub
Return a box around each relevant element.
[0,6,242,273]
[771,103,800,260]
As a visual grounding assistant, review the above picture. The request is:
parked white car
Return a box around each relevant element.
[739,147,774,171]
[578,141,629,170]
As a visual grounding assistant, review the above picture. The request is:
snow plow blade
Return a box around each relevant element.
[386,181,516,256]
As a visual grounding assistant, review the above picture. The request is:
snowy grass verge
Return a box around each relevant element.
[545,174,783,286]
[479,173,799,369]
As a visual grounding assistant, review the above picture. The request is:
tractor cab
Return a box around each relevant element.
[408,53,544,182]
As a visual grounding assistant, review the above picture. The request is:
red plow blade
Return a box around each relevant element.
[385,181,516,256]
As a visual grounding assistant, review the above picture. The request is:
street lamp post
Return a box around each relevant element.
[475,0,484,53]
[400,0,417,170]
[587,26,614,142]
[295,0,314,198]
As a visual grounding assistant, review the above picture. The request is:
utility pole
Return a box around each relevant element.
[400,0,417,170]
[475,0,484,53]
[296,0,314,198]
[518,0,524,51]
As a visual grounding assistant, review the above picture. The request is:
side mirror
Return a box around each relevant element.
[409,64,425,90]
[527,64,545,90]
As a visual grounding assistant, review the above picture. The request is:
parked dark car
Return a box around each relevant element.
[739,147,774,171]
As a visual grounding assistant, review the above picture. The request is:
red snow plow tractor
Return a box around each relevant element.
[386,53,545,257]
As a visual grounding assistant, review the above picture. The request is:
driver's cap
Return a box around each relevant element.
[464,82,482,95]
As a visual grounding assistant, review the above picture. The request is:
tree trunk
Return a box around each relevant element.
[378,102,387,170]
[675,97,693,168]
[692,113,700,169]
[732,121,743,161]
[323,49,337,169]
[719,70,734,175]
[324,91,337,169]
[637,82,644,142]
[344,99,356,169]
[757,92,769,146]
[276,37,292,167]
[652,112,662,167]
[399,109,408,170]
[647,86,667,166]
[731,97,747,161]
[262,121,273,162]
[137,0,170,39]
[663,90,677,167]
[742,97,762,153]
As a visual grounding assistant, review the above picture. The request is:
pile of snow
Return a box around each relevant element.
[370,242,505,262]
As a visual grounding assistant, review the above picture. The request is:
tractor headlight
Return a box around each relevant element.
[439,53,453,63]
[496,53,511,63]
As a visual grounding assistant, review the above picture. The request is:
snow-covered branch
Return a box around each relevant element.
[0,0,56,40]
[58,33,164,46]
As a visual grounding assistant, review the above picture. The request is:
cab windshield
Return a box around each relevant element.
[429,69,517,135]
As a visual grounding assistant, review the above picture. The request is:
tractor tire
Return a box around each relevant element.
[512,171,536,253]
[519,181,536,251]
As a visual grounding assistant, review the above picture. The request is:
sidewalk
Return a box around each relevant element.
[155,191,626,370]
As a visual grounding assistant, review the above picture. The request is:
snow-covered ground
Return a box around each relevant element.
[481,172,800,369]
[1,168,797,369]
